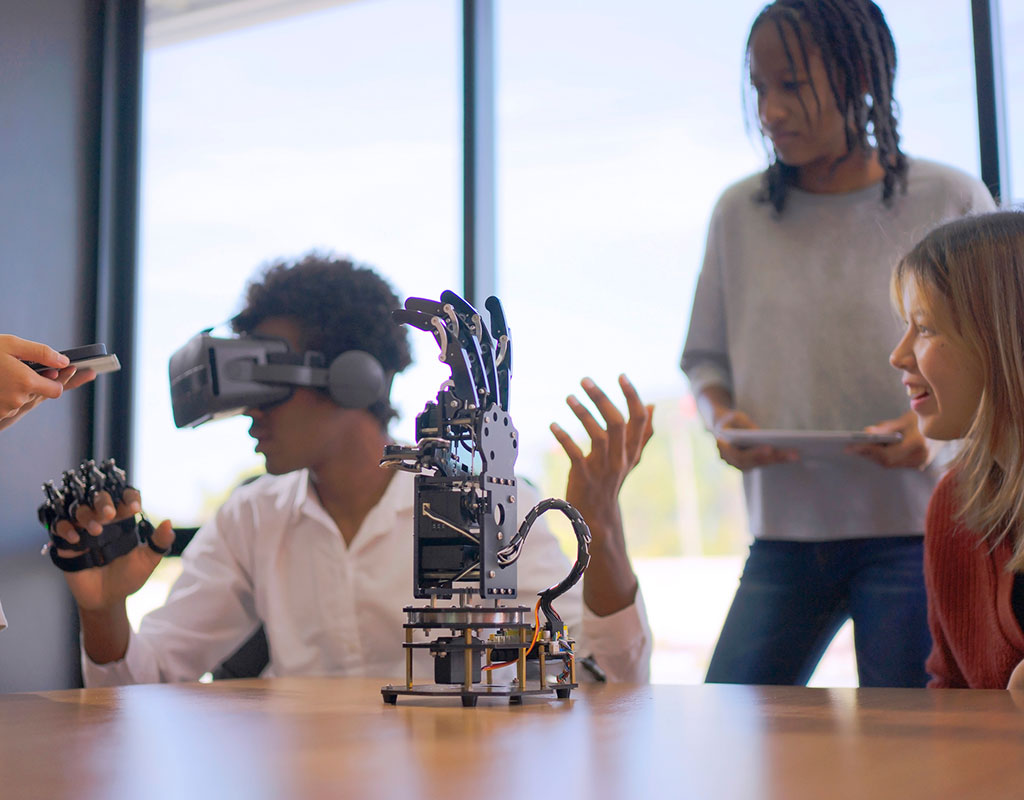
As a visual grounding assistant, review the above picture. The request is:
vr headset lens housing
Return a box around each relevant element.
[169,331,387,429]
[169,333,293,428]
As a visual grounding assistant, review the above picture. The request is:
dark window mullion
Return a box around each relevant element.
[971,0,1011,203]
[462,0,496,309]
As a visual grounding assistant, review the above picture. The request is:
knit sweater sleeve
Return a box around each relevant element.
[680,196,733,397]
[923,474,969,689]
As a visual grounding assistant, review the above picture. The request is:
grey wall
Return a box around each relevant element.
[0,0,107,691]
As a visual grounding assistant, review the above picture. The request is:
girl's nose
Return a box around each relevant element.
[758,91,786,128]
[889,329,914,370]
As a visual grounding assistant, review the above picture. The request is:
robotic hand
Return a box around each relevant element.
[382,291,522,599]
[380,291,590,706]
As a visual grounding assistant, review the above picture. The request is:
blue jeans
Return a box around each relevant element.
[705,537,930,687]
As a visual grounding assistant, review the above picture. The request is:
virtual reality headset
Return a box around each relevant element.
[169,330,387,429]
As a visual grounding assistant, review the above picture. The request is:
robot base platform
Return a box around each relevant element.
[380,682,576,708]
[381,602,578,707]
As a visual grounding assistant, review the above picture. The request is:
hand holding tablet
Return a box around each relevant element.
[718,421,923,468]
[845,410,931,470]
[719,429,902,450]
[704,396,921,470]
[709,407,801,470]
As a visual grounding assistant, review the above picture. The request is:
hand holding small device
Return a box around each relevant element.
[26,343,121,376]
[0,335,105,431]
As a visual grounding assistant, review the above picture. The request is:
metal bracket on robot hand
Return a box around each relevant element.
[378,438,452,473]
[37,458,166,572]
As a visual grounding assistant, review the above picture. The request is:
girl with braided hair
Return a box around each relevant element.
[681,0,995,686]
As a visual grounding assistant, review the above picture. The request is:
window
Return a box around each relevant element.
[886,0,982,177]
[1003,0,1022,203]
[496,0,985,685]
[135,0,459,526]
[132,0,1001,683]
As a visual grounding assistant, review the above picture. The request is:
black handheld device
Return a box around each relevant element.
[26,343,121,375]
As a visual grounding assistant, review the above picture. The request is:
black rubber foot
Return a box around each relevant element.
[555,687,571,699]
[461,695,478,708]
[508,695,523,706]
[382,693,397,705]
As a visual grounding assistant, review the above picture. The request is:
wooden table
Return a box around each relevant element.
[3,678,1024,799]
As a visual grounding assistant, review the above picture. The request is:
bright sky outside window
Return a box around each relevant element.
[135,0,459,524]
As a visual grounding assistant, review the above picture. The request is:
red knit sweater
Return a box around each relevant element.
[924,472,1024,688]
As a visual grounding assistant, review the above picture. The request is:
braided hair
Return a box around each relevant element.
[746,0,908,212]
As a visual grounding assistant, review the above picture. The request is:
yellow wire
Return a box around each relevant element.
[482,597,543,672]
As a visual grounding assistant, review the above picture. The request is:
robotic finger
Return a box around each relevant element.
[392,306,478,403]
[485,296,512,411]
[440,290,500,411]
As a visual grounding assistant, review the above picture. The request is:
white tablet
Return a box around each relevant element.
[26,343,121,375]
[71,353,121,374]
[718,429,902,450]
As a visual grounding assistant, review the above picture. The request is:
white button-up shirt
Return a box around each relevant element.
[85,469,651,686]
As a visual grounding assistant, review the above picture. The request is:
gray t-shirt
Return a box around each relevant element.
[681,158,995,541]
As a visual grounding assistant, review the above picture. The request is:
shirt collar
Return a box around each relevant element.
[290,466,415,544]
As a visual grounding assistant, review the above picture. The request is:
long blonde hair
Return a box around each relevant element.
[894,210,1024,569]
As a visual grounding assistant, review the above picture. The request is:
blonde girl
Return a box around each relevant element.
[890,209,1024,689]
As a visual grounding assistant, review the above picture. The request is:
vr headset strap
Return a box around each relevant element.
[247,362,328,388]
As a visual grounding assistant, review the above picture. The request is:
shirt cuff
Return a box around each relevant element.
[579,587,652,683]
[81,629,157,687]
[684,363,732,402]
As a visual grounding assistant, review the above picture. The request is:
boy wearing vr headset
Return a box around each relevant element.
[58,254,652,685]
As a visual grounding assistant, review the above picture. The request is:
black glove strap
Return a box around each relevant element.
[48,516,166,572]
[137,517,170,556]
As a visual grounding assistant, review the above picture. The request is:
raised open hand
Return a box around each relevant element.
[551,374,654,520]
[550,374,653,617]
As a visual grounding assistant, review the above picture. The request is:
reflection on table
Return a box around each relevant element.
[4,678,1024,800]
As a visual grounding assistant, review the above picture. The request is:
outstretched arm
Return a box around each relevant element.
[550,374,653,617]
